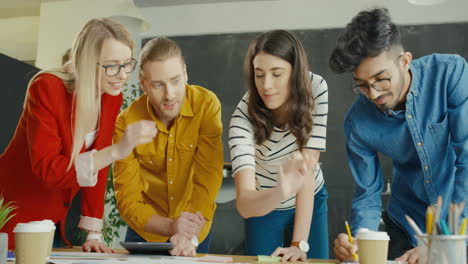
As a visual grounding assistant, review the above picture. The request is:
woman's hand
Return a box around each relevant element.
[82,239,114,253]
[277,151,316,199]
[272,246,307,262]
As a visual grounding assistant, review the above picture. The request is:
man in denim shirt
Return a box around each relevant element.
[329,8,467,264]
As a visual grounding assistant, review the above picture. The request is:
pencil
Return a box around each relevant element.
[459,218,467,235]
[426,206,433,235]
[439,219,451,235]
[455,202,465,234]
[345,221,358,261]
[433,196,443,235]
[449,204,454,234]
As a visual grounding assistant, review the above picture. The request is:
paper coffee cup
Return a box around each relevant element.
[356,228,390,264]
[29,220,55,258]
[14,223,50,264]
[42,220,55,257]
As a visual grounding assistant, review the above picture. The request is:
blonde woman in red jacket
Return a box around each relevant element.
[0,18,157,252]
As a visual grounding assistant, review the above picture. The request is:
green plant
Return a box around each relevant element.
[121,83,142,109]
[102,82,142,246]
[103,169,127,246]
[0,197,16,231]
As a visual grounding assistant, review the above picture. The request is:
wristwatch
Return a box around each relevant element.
[191,236,199,248]
[291,240,309,253]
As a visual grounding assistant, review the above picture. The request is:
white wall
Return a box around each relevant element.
[140,0,468,37]
[1,0,467,69]
[35,0,146,69]
[0,16,39,61]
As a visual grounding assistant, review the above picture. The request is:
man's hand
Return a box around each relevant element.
[193,211,206,237]
[395,247,419,264]
[271,246,307,262]
[333,233,358,261]
[169,233,196,257]
[171,212,205,239]
[82,239,114,253]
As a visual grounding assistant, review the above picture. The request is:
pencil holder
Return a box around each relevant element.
[415,234,467,264]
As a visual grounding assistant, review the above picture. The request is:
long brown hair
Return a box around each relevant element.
[244,30,314,150]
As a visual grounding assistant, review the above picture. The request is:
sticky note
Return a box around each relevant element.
[258,255,282,262]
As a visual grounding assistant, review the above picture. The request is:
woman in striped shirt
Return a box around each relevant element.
[229,30,329,261]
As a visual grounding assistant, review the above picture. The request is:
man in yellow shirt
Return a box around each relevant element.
[113,37,224,256]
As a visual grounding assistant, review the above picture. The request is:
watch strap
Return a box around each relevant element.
[291,241,300,248]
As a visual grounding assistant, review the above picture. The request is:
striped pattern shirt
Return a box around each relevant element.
[229,73,328,210]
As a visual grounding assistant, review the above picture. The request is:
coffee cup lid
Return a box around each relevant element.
[41,219,56,229]
[355,228,390,240]
[28,220,56,230]
[14,222,51,233]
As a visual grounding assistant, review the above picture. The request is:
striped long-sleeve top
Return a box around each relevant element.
[229,73,328,210]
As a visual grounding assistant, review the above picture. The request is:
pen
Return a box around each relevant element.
[405,215,423,235]
[345,221,358,261]
[406,215,428,247]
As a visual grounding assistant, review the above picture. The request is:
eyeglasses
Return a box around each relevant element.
[352,53,404,95]
[352,77,392,95]
[97,58,137,77]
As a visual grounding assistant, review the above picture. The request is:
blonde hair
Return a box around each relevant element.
[139,37,185,77]
[24,18,134,170]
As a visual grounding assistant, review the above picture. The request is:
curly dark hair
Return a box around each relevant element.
[244,30,314,150]
[329,8,403,73]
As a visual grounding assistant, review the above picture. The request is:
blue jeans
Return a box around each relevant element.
[52,222,67,248]
[125,226,213,254]
[382,211,414,260]
[246,185,329,259]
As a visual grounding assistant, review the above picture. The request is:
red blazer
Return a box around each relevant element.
[0,74,122,249]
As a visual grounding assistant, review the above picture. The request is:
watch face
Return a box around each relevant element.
[299,241,310,253]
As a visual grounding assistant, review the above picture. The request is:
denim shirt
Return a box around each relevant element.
[344,54,468,245]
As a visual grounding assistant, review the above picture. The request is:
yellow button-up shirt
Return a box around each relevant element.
[113,84,224,243]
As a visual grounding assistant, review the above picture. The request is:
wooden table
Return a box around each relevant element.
[214,255,339,263]
[51,247,340,263]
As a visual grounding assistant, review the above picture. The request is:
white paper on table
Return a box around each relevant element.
[50,253,249,264]
[51,257,250,264]
[51,251,128,259]
[50,251,128,263]
[126,256,228,264]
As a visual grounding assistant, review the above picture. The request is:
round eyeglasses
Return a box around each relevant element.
[352,77,392,95]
